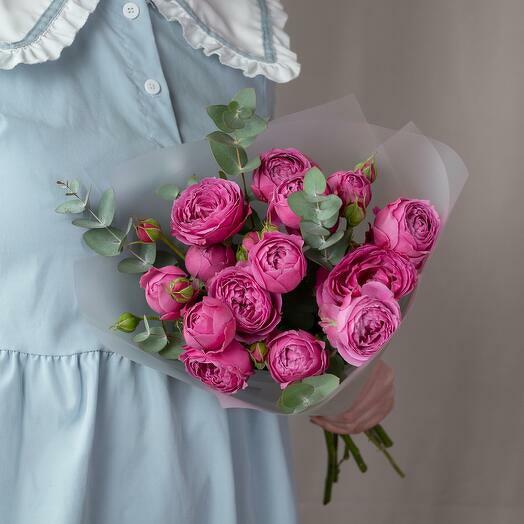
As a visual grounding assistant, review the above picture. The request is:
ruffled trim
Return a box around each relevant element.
[152,0,301,83]
[0,0,100,70]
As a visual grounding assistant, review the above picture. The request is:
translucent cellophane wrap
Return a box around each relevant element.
[74,95,468,415]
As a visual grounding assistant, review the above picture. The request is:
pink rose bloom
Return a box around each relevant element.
[170,178,250,246]
[208,264,282,343]
[321,282,401,367]
[139,266,197,321]
[180,340,254,394]
[252,148,315,203]
[248,232,307,294]
[183,296,236,353]
[266,330,328,388]
[327,170,372,209]
[185,244,236,282]
[372,198,441,268]
[267,174,304,230]
[317,245,417,316]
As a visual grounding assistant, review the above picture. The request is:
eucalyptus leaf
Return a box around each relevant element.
[304,249,333,270]
[55,199,86,214]
[83,227,125,257]
[302,232,325,250]
[97,188,115,227]
[242,156,261,172]
[156,184,180,201]
[159,333,185,360]
[118,257,149,274]
[233,88,256,111]
[223,109,247,130]
[207,131,247,176]
[277,382,316,414]
[287,192,316,220]
[206,105,234,133]
[231,115,267,140]
[303,167,327,196]
[154,250,179,267]
[68,180,80,194]
[72,218,105,229]
[137,326,168,353]
[300,221,330,237]
[303,374,340,400]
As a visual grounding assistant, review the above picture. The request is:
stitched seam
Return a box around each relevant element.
[257,0,276,62]
[0,0,69,50]
[0,348,117,359]
[173,0,277,64]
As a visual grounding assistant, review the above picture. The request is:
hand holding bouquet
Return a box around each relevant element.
[55,89,454,504]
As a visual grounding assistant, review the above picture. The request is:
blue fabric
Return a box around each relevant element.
[0,2,296,523]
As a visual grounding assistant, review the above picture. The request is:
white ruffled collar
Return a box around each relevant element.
[0,0,300,83]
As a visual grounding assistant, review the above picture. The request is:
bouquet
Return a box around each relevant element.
[55,90,466,504]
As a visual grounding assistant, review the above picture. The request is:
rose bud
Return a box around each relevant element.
[344,201,366,227]
[135,218,162,243]
[241,231,261,253]
[321,282,401,367]
[327,170,372,210]
[170,178,250,246]
[112,312,141,333]
[248,232,307,294]
[372,198,441,269]
[354,156,377,183]
[180,340,254,394]
[185,244,236,282]
[183,297,236,353]
[248,341,268,369]
[252,148,316,203]
[139,266,198,321]
[208,264,282,344]
[266,330,328,388]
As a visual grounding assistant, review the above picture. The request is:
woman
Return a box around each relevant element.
[0,1,394,522]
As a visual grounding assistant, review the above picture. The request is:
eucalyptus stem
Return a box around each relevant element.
[365,430,405,478]
[159,234,186,262]
[323,431,338,505]
[342,435,368,473]
[63,183,149,265]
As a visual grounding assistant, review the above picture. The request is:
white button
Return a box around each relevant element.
[144,79,161,95]
[123,2,140,19]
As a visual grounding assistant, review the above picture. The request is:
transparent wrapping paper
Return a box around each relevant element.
[74,95,468,415]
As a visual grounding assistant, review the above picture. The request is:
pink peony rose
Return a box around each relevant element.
[252,148,315,203]
[185,244,236,282]
[135,218,162,243]
[180,340,253,394]
[327,170,372,209]
[248,232,307,294]
[321,282,401,367]
[139,266,197,321]
[183,296,236,353]
[170,178,250,246]
[266,330,328,388]
[372,198,441,269]
[267,173,304,230]
[207,264,282,343]
[316,245,417,317]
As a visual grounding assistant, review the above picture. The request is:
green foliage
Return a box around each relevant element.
[206,88,267,177]
[159,331,185,360]
[156,184,180,201]
[277,374,341,414]
[133,316,168,354]
[83,227,126,257]
[118,243,156,273]
[287,168,352,269]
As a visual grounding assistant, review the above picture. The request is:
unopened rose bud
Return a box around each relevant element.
[136,218,162,243]
[345,202,366,227]
[112,312,141,333]
[236,244,248,262]
[248,341,268,369]
[261,222,278,234]
[354,156,377,183]
[169,277,196,304]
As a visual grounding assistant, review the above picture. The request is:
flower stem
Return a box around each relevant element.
[342,435,368,473]
[160,234,186,262]
[323,431,338,505]
[373,424,394,448]
[365,429,405,478]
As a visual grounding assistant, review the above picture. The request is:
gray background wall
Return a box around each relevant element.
[276,1,524,523]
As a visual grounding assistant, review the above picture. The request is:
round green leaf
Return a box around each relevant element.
[303,167,327,196]
[83,227,125,257]
[97,188,115,227]
[155,184,180,201]
[277,382,316,414]
[55,199,86,214]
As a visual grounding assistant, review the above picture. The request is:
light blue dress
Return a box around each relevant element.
[0,2,296,523]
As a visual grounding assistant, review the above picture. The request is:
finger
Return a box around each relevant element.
[350,395,395,433]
